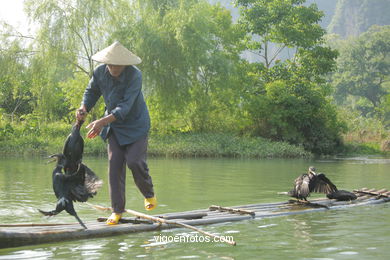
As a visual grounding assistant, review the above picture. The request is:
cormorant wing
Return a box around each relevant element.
[69,164,102,202]
[66,165,88,202]
[294,174,311,199]
[70,184,91,202]
[309,173,338,194]
[83,164,103,195]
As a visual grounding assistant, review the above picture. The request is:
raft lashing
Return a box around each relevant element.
[1,188,389,249]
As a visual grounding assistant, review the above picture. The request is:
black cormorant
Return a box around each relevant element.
[39,154,102,229]
[326,190,357,201]
[63,119,84,174]
[288,167,338,201]
[39,115,102,228]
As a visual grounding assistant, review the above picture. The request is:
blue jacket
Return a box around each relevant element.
[82,64,150,146]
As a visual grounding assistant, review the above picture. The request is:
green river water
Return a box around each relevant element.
[0,156,389,259]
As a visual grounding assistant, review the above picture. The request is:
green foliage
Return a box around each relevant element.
[0,27,34,121]
[341,142,383,156]
[149,132,311,158]
[237,0,324,46]
[28,55,71,122]
[236,0,343,154]
[58,73,106,123]
[245,79,345,154]
[235,0,326,68]
[331,25,390,120]
[338,107,388,144]
[0,121,311,158]
[128,0,245,132]
[25,0,116,76]
[22,0,121,123]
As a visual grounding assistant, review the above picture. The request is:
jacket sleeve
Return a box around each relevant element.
[82,70,102,112]
[110,72,142,122]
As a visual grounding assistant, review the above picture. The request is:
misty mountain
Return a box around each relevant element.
[328,0,390,37]
[213,0,389,37]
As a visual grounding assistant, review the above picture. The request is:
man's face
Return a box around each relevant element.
[107,65,126,78]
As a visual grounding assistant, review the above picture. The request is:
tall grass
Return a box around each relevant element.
[148,133,312,158]
[0,122,311,158]
[338,109,390,155]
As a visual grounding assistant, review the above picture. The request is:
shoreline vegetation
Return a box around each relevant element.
[0,122,311,158]
[0,122,387,158]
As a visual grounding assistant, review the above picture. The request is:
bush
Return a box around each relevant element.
[245,80,346,155]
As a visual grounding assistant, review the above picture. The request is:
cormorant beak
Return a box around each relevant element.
[46,154,60,164]
[46,157,56,164]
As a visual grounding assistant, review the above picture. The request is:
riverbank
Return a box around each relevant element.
[2,122,387,158]
[0,122,311,158]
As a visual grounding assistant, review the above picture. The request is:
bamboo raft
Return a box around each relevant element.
[1,188,389,249]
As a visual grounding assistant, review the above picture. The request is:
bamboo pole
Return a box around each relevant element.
[353,189,390,198]
[87,203,236,246]
[0,223,76,227]
[209,205,255,216]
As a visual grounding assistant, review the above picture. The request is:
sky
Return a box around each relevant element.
[0,0,31,34]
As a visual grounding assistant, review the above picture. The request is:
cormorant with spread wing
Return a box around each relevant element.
[288,167,338,201]
[39,154,102,229]
[39,114,102,229]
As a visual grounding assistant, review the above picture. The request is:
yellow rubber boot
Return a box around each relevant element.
[144,197,157,211]
[106,213,122,225]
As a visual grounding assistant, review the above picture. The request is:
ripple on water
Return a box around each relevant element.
[117,241,134,252]
[141,241,168,247]
[302,258,334,260]
[320,247,339,253]
[0,250,53,260]
[258,223,278,228]
[339,251,359,255]
[339,157,390,164]
[224,230,240,234]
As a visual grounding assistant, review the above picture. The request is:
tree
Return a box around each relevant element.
[235,0,325,68]
[23,0,245,130]
[25,0,120,77]
[332,25,390,119]
[236,0,343,154]
[0,24,33,122]
[24,0,127,121]
[113,0,245,132]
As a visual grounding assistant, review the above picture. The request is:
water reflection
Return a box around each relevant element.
[0,157,390,259]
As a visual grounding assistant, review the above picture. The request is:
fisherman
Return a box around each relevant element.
[76,41,157,225]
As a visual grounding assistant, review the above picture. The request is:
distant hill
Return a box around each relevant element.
[213,0,389,37]
[210,0,389,61]
[328,0,390,37]
[212,0,338,28]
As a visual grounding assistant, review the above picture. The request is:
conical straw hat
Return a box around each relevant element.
[92,41,142,65]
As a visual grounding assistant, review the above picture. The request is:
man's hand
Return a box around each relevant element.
[76,105,87,121]
[85,114,116,139]
[86,119,105,139]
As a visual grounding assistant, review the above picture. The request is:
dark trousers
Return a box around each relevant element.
[108,133,154,213]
